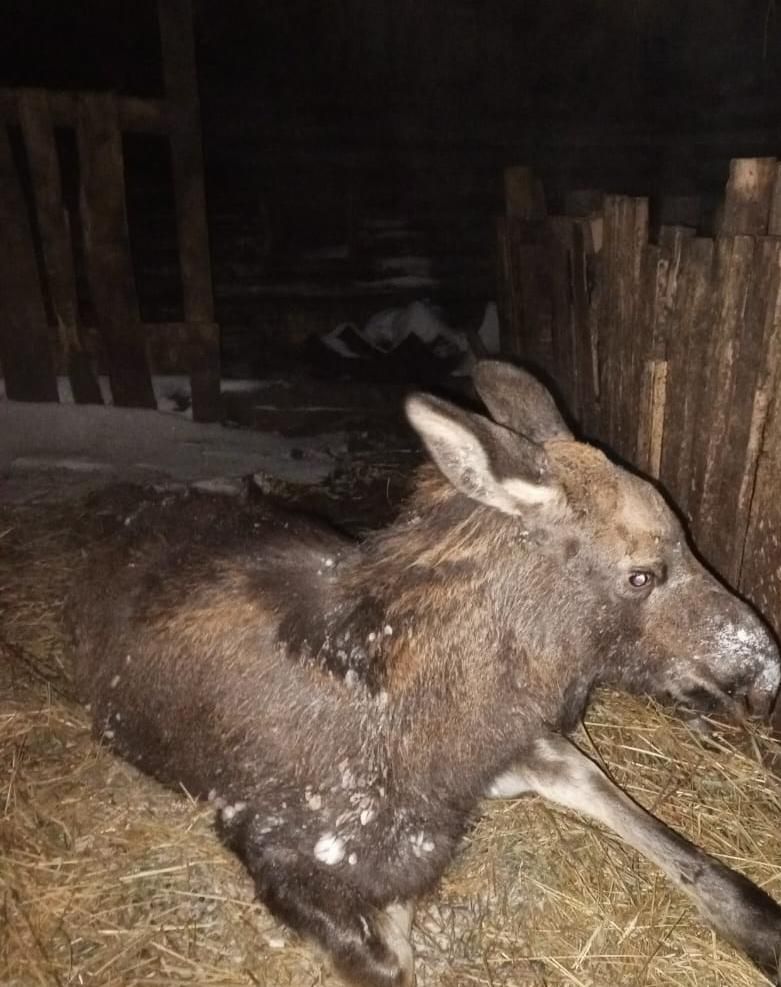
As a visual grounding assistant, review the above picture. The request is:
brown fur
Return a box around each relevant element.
[66,364,781,986]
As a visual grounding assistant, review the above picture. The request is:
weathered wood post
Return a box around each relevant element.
[595,196,649,462]
[736,161,781,649]
[159,0,221,423]
[635,226,695,482]
[0,124,59,402]
[77,93,157,409]
[18,89,103,405]
[496,167,553,372]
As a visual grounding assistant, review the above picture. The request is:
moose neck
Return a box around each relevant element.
[336,469,595,797]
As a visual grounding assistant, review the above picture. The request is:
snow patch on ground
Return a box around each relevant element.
[0,401,344,504]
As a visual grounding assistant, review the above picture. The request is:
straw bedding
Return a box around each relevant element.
[2,488,780,987]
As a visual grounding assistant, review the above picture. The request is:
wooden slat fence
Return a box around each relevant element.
[498,158,781,642]
[0,0,220,421]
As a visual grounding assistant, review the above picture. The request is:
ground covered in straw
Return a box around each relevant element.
[2,483,781,987]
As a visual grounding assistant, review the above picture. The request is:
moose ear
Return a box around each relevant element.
[405,393,566,516]
[473,360,572,443]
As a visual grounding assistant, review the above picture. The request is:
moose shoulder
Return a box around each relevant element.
[67,360,781,986]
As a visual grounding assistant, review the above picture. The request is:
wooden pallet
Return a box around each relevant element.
[0,0,220,422]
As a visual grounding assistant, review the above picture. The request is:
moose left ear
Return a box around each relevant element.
[473,361,573,443]
[405,393,567,517]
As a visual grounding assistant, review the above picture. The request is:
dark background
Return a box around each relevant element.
[2,0,779,371]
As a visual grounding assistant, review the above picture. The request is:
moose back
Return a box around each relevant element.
[68,361,781,986]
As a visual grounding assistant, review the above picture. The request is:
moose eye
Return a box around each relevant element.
[628,570,654,590]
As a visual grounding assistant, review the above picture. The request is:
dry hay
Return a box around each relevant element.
[2,496,781,987]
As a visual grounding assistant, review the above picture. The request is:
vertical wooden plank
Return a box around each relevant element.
[637,227,694,480]
[188,319,220,418]
[635,243,662,476]
[655,226,695,352]
[596,198,620,446]
[570,217,599,435]
[158,0,221,422]
[689,236,755,564]
[718,239,781,585]
[739,266,781,631]
[597,196,648,461]
[548,217,577,419]
[718,157,777,236]
[0,123,58,401]
[769,163,781,235]
[18,89,102,404]
[740,375,781,643]
[640,360,668,479]
[621,198,650,465]
[495,217,551,370]
[657,237,714,515]
[77,93,156,408]
[552,207,609,437]
[518,240,553,373]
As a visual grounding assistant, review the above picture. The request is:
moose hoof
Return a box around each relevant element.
[330,901,416,987]
[377,902,415,986]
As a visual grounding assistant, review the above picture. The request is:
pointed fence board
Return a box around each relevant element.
[634,244,663,478]
[595,198,620,447]
[657,236,714,516]
[688,236,755,560]
[769,164,781,235]
[496,217,553,372]
[724,240,781,586]
[634,227,695,479]
[596,196,648,461]
[0,123,58,401]
[570,218,600,437]
[740,372,781,639]
[548,217,578,421]
[546,214,604,435]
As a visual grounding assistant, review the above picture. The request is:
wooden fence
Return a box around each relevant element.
[0,0,220,421]
[498,160,781,640]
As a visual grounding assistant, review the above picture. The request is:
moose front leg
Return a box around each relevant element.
[252,846,414,987]
[488,735,781,981]
[218,811,415,987]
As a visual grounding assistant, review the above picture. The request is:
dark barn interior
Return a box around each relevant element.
[4,0,781,382]
[3,2,781,985]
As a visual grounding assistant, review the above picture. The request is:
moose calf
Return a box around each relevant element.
[68,361,781,985]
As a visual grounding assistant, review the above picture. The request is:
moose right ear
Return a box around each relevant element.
[405,393,567,517]
[473,361,572,443]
